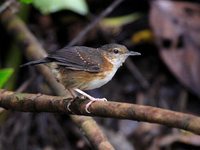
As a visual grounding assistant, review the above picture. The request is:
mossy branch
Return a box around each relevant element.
[1,89,200,135]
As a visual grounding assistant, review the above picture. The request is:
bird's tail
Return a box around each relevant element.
[20,58,49,67]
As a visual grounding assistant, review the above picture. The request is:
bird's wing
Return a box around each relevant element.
[47,46,103,72]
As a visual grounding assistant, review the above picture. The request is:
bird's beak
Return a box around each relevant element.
[126,51,141,56]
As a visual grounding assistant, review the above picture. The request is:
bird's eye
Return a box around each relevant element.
[113,48,119,54]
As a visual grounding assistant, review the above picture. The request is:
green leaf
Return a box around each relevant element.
[101,13,142,27]
[20,0,33,4]
[33,0,88,15]
[0,68,14,88]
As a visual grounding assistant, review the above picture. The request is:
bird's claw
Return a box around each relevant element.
[67,100,72,112]
[66,99,77,114]
[85,98,107,113]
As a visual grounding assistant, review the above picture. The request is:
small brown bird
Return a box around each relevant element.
[21,44,140,112]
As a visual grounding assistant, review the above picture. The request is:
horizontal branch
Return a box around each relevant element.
[1,89,200,135]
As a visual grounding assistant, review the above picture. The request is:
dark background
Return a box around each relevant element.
[0,0,200,149]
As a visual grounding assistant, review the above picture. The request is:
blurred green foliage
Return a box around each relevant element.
[0,68,14,88]
[101,13,141,28]
[19,0,89,15]
[20,0,33,4]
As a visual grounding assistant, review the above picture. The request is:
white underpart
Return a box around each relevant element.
[86,67,118,90]
[111,54,128,68]
[86,54,128,90]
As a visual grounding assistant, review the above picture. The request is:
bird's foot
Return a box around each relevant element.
[85,97,107,113]
[74,88,107,113]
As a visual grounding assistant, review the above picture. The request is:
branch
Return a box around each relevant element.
[0,10,114,150]
[1,90,200,135]
[0,0,14,13]
[67,0,124,47]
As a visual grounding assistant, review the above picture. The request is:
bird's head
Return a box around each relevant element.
[100,44,141,68]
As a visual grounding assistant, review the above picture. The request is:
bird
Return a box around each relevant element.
[21,43,141,113]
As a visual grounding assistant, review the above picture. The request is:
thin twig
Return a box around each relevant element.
[125,59,149,89]
[1,89,200,135]
[0,0,13,13]
[67,0,124,47]
[16,76,35,92]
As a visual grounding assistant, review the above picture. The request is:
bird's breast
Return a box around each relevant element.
[85,67,118,90]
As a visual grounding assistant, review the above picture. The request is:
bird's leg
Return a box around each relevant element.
[74,88,107,113]
[75,89,107,101]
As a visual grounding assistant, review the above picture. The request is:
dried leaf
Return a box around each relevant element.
[150,1,200,96]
